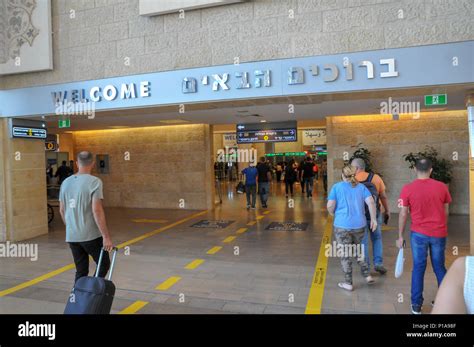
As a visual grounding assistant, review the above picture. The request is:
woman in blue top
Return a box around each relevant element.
[327,165,378,291]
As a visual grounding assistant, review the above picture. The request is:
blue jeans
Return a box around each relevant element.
[410,231,447,306]
[362,213,383,268]
[245,184,257,207]
[303,177,313,196]
[258,182,270,205]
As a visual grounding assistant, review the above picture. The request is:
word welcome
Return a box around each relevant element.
[51,81,151,104]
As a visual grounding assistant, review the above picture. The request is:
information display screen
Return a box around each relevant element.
[236,121,297,144]
[12,126,47,139]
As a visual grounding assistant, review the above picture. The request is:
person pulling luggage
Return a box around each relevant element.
[59,151,114,284]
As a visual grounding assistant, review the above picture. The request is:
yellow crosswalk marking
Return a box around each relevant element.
[206,246,222,255]
[256,215,264,220]
[156,276,181,290]
[236,227,248,234]
[223,236,236,243]
[263,211,271,215]
[184,259,205,270]
[247,221,257,226]
[118,301,149,314]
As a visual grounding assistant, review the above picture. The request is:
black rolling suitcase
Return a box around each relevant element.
[64,247,118,314]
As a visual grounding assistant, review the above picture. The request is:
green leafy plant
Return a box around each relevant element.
[345,143,374,173]
[403,146,453,184]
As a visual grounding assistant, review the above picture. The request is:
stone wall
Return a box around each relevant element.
[73,124,214,210]
[1,0,473,89]
[0,119,48,241]
[326,111,469,215]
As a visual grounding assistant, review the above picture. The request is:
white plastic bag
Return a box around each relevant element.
[395,241,406,278]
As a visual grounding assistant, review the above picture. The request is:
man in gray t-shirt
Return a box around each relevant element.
[59,151,113,283]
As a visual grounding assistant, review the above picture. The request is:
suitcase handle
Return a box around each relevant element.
[95,247,118,281]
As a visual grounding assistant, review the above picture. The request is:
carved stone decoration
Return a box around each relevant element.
[0,0,39,64]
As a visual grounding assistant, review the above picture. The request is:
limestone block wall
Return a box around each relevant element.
[0,119,48,241]
[73,124,214,210]
[326,111,469,215]
[2,0,473,90]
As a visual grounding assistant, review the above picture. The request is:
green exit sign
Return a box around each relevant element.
[425,94,447,106]
[58,119,70,128]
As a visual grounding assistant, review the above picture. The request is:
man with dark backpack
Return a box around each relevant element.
[352,158,391,275]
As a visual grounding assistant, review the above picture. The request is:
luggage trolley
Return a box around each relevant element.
[47,182,60,224]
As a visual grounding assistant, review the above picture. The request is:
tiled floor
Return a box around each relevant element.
[0,180,469,314]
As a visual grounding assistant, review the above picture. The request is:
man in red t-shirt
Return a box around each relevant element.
[398,158,452,315]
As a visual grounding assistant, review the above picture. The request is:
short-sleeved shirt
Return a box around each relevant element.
[242,166,258,185]
[59,174,104,242]
[302,162,315,178]
[355,171,386,194]
[256,162,271,182]
[399,178,452,237]
[328,181,372,229]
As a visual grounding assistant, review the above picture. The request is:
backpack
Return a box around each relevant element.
[361,172,380,221]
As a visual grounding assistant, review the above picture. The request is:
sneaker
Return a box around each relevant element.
[338,282,353,291]
[246,205,250,210]
[411,304,422,314]
[431,300,435,307]
[374,265,387,275]
[251,206,256,210]
[365,275,375,284]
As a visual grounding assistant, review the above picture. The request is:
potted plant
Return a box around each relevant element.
[403,146,453,184]
[345,143,375,173]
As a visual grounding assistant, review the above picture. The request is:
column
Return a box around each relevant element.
[466,94,474,254]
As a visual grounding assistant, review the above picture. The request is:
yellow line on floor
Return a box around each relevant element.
[263,211,271,215]
[118,300,149,314]
[222,236,236,243]
[206,246,222,255]
[381,225,396,232]
[0,210,208,298]
[0,263,76,298]
[184,259,205,270]
[132,219,168,223]
[236,227,248,234]
[247,221,257,226]
[256,215,264,220]
[117,210,208,249]
[305,216,333,314]
[156,276,181,290]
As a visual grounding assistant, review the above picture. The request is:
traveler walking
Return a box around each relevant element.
[241,164,258,209]
[256,157,271,208]
[276,162,283,182]
[351,158,390,275]
[55,160,72,185]
[59,151,114,284]
[321,159,328,193]
[298,159,305,194]
[301,157,315,198]
[398,158,452,314]
[284,159,298,198]
[327,165,378,291]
